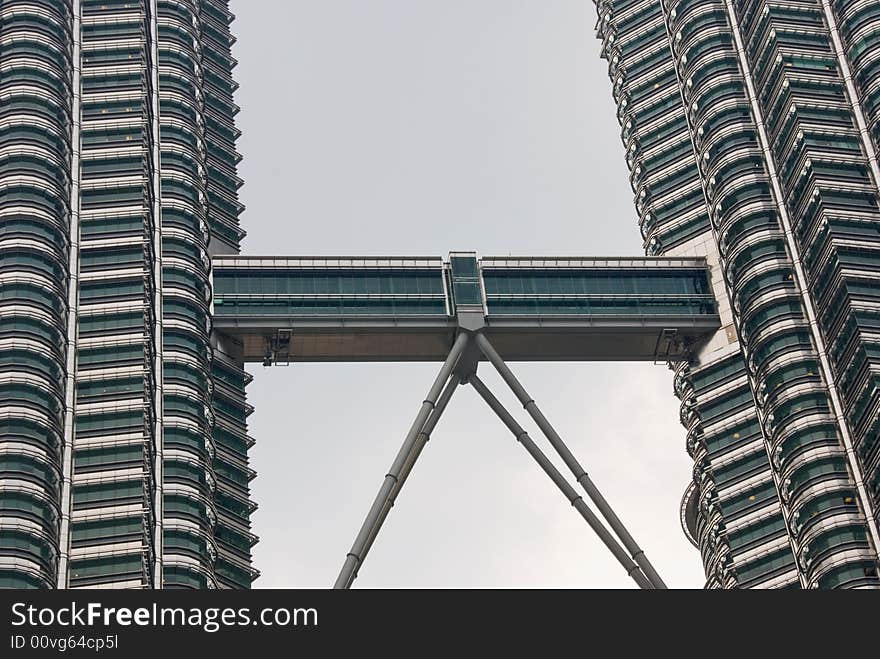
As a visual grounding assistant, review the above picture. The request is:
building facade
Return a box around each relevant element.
[596,0,880,587]
[4,0,880,591]
[0,0,257,589]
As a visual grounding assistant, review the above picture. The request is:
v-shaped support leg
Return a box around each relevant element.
[334,329,668,589]
[333,333,469,589]
[468,374,653,589]
[474,333,668,590]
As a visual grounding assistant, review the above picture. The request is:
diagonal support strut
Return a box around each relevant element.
[357,373,462,576]
[468,374,653,589]
[333,332,469,589]
[474,332,667,590]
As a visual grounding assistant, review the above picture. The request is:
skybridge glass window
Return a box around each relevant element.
[213,269,443,296]
[486,297,715,316]
[482,269,711,296]
[213,297,447,316]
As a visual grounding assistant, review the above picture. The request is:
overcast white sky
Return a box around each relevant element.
[229,0,705,588]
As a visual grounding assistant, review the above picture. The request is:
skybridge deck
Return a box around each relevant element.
[210,254,720,362]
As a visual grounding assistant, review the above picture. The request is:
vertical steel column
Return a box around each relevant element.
[475,333,667,589]
[57,0,82,589]
[334,332,469,589]
[147,0,165,589]
[468,375,653,589]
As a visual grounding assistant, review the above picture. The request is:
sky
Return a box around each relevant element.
[228,0,706,588]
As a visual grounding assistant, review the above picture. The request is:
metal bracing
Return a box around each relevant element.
[467,374,653,589]
[357,374,462,579]
[334,332,469,589]
[334,330,668,589]
[473,332,667,589]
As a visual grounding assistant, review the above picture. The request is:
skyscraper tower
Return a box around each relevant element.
[0,0,257,589]
[5,0,880,591]
[596,0,880,587]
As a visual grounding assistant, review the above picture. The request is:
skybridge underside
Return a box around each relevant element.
[213,317,720,362]
[210,255,721,363]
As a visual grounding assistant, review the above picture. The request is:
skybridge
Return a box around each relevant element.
[211,252,719,364]
[208,252,721,590]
